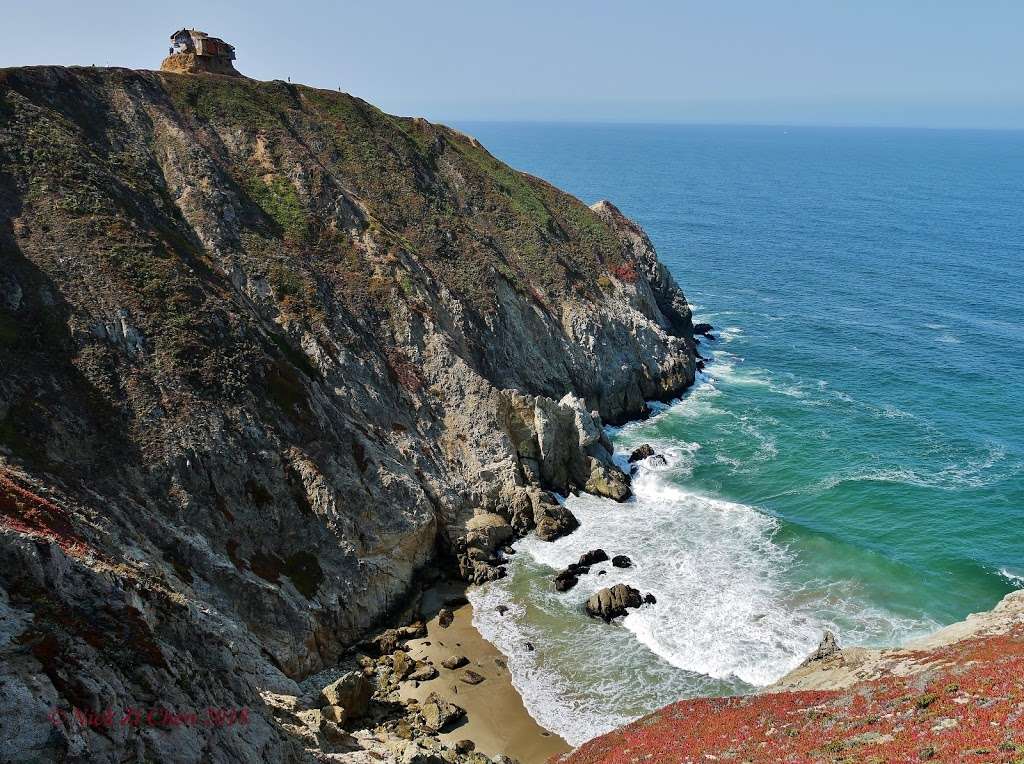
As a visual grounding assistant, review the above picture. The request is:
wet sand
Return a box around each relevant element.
[399,581,570,763]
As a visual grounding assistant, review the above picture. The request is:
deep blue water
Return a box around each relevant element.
[460,123,1024,743]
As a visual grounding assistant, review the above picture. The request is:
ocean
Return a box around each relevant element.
[453,123,1024,745]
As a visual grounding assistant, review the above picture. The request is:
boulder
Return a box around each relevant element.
[366,628,401,655]
[584,457,632,501]
[465,513,514,555]
[643,592,657,604]
[585,584,644,623]
[462,559,507,585]
[399,621,427,639]
[628,444,655,463]
[801,630,841,666]
[611,555,632,568]
[554,573,578,592]
[319,719,353,745]
[579,549,609,566]
[533,492,580,541]
[693,322,714,336]
[460,670,485,685]
[321,705,347,724]
[420,692,465,731]
[392,650,413,679]
[438,608,454,628]
[408,663,438,682]
[441,655,468,670]
[320,671,372,718]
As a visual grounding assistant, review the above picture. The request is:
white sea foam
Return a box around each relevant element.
[815,442,1011,492]
[1000,568,1024,588]
[471,393,937,745]
[719,326,744,342]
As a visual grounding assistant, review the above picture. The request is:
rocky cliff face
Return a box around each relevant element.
[0,66,696,761]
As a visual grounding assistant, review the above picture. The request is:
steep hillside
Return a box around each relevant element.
[0,66,696,761]
[559,591,1024,764]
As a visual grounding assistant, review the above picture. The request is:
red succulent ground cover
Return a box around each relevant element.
[559,625,1024,764]
[611,262,638,284]
[0,471,91,557]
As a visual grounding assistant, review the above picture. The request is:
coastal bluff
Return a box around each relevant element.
[559,590,1024,763]
[0,65,695,762]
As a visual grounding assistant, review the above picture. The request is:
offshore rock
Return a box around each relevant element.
[578,549,609,566]
[628,444,656,463]
[585,584,644,623]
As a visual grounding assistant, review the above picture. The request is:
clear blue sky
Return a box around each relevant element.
[3,0,1023,128]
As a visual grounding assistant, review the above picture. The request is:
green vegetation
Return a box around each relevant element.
[242,174,307,240]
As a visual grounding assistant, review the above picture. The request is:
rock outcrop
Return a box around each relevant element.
[585,584,645,622]
[159,52,242,77]
[0,65,696,761]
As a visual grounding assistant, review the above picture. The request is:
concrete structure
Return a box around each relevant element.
[161,29,241,76]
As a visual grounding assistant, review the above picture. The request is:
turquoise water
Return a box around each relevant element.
[458,124,1024,744]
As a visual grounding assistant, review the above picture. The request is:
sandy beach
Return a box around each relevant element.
[398,581,570,764]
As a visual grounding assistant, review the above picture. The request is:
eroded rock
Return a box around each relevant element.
[585,584,644,623]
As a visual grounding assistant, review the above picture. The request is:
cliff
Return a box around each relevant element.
[558,591,1024,763]
[0,66,696,761]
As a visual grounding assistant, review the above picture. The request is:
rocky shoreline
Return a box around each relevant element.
[258,573,569,763]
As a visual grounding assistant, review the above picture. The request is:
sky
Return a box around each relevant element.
[3,1,1023,128]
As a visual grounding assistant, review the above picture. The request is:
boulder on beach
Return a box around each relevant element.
[585,584,644,623]
[408,663,439,681]
[628,444,656,463]
[611,555,632,568]
[392,650,413,679]
[437,608,454,628]
[420,692,465,731]
[320,671,372,718]
[460,670,485,685]
[442,655,469,670]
